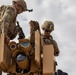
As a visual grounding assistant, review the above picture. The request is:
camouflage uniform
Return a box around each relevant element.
[0,5,18,40]
[29,20,40,48]
[0,0,27,40]
[41,21,60,56]
[0,6,18,39]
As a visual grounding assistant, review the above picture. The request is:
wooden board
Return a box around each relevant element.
[0,33,11,71]
[43,45,54,75]
[35,31,41,68]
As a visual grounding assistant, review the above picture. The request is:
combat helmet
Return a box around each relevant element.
[12,0,27,11]
[41,21,54,32]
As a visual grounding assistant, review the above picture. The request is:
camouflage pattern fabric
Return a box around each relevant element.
[42,34,60,56]
[29,20,40,47]
[41,21,54,32]
[41,21,60,56]
[0,5,18,39]
[12,0,27,11]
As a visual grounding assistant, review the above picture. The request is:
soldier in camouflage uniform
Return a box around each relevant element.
[0,0,27,74]
[0,0,27,40]
[41,21,60,56]
[41,21,60,71]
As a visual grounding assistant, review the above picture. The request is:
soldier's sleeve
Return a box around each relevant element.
[52,40,60,56]
[0,6,17,34]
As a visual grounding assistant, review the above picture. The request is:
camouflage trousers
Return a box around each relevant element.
[0,23,18,40]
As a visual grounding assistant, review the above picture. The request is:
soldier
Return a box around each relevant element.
[41,21,60,71]
[0,0,27,40]
[41,21,60,56]
[0,0,27,74]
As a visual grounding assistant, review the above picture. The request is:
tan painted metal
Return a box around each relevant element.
[0,31,55,75]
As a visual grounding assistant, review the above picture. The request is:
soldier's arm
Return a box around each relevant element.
[0,6,16,34]
[52,40,60,56]
[29,20,41,48]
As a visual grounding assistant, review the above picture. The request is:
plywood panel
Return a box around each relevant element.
[35,31,40,68]
[43,45,54,74]
[0,33,11,71]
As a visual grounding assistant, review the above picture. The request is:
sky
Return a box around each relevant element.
[0,0,76,75]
